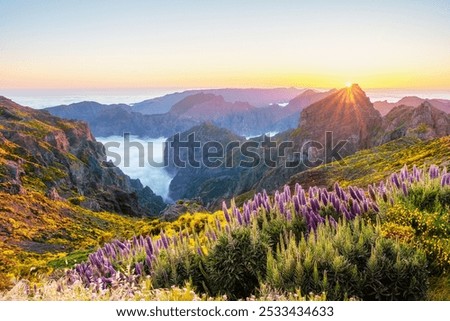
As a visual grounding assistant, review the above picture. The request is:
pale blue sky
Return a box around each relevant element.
[1,0,449,90]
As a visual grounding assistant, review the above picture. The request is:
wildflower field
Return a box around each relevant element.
[2,163,449,300]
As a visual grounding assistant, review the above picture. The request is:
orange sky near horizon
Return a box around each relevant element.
[1,1,449,91]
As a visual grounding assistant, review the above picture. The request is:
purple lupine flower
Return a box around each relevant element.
[295,183,301,196]
[356,188,365,202]
[362,200,369,213]
[308,186,314,198]
[440,173,450,187]
[275,190,280,204]
[332,197,340,213]
[263,198,271,212]
[293,195,301,214]
[402,182,409,196]
[161,232,170,249]
[412,165,422,182]
[222,201,231,223]
[301,205,309,218]
[284,185,291,198]
[196,247,203,256]
[320,192,328,206]
[429,165,440,180]
[145,237,154,256]
[207,230,217,242]
[236,210,243,225]
[132,236,139,248]
[391,173,401,188]
[115,240,126,250]
[352,202,361,216]
[349,187,358,201]
[401,165,409,180]
[309,211,319,230]
[286,210,292,221]
[341,204,351,220]
[334,182,341,196]
[278,200,285,214]
[299,189,307,205]
[243,206,251,225]
[251,199,258,211]
[135,263,143,276]
[310,198,319,213]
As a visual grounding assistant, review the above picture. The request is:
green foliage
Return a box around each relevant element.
[266,219,428,300]
[406,185,450,213]
[207,228,267,299]
[363,237,428,300]
[382,203,450,273]
[257,207,307,252]
[47,249,93,269]
[151,246,207,293]
[68,196,85,206]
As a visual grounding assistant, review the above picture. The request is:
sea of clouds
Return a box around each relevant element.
[96,136,174,202]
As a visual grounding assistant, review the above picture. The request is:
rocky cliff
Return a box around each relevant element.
[377,102,450,144]
[0,96,165,217]
[295,84,382,155]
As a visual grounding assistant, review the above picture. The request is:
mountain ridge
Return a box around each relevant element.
[0,96,165,216]
[44,89,333,137]
[374,96,450,115]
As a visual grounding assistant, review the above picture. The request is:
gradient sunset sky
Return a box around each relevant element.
[1,0,449,91]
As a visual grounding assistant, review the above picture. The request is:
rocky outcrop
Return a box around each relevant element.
[0,96,165,217]
[376,102,450,144]
[160,199,208,221]
[294,84,382,156]
[165,123,247,205]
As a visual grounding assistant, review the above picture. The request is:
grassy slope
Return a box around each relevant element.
[288,136,450,189]
[0,190,159,288]
[1,135,449,295]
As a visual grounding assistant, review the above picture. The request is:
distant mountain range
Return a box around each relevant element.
[44,88,333,137]
[165,85,450,207]
[132,87,303,114]
[373,96,450,115]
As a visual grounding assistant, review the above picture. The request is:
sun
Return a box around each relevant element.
[345,82,352,88]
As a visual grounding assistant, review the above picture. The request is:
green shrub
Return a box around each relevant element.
[406,185,450,213]
[363,237,428,300]
[258,207,307,252]
[266,219,428,300]
[151,246,207,292]
[206,228,267,299]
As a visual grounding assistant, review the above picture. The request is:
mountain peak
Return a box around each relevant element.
[295,84,382,154]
